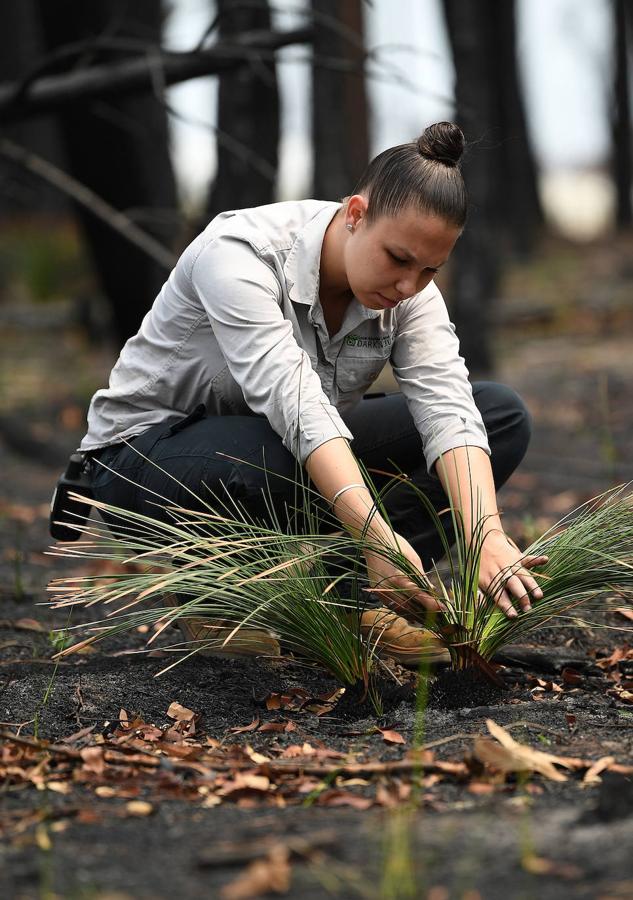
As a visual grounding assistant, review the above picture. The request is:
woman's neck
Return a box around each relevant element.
[319,209,352,301]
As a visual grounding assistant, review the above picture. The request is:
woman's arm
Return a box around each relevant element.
[305,437,442,612]
[435,446,547,617]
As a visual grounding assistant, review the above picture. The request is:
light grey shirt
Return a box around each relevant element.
[81,199,490,472]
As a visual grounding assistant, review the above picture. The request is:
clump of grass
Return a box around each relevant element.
[48,462,633,689]
[49,488,379,695]
[364,475,633,674]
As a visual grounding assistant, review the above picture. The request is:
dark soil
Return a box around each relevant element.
[427,667,507,711]
[2,266,633,899]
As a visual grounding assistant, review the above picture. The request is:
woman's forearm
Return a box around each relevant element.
[434,446,502,540]
[305,437,393,542]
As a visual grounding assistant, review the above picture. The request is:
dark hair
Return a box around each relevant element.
[350,122,467,228]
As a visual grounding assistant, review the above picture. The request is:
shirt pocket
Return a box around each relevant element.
[336,354,390,394]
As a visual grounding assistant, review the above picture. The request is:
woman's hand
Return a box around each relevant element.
[478,530,548,618]
[363,531,444,616]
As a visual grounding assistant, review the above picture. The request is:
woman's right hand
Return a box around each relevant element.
[363,530,444,616]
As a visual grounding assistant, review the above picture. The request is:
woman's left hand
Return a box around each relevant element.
[478,530,548,618]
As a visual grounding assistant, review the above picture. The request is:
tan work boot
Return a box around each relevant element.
[164,595,280,658]
[360,607,450,667]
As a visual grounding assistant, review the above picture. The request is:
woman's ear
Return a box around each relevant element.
[346,194,368,230]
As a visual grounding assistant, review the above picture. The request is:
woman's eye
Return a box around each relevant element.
[388,251,407,264]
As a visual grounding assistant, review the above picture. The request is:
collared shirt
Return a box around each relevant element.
[80,199,490,472]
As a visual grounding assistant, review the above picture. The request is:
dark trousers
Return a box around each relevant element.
[90,382,531,569]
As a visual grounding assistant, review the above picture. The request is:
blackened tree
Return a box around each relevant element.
[311,0,369,200]
[442,0,542,373]
[612,0,632,229]
[34,0,179,346]
[206,0,280,221]
[0,1,66,217]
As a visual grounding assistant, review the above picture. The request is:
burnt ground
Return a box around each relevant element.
[1,238,633,899]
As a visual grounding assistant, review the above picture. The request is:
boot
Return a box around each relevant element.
[164,595,280,658]
[360,607,450,667]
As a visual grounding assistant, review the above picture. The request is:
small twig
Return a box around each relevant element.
[1,731,83,760]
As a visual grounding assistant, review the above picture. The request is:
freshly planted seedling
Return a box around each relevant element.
[47,453,633,692]
[360,473,633,678]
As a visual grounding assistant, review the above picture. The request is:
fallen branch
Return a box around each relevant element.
[0,28,312,123]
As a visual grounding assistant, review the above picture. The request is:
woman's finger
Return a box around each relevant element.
[504,573,533,612]
[369,582,443,614]
[494,589,518,619]
[522,554,549,569]
[411,589,445,613]
[516,569,544,601]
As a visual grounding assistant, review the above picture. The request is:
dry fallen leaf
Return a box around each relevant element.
[5,617,45,632]
[609,687,633,704]
[258,721,290,733]
[561,667,583,686]
[166,702,196,722]
[265,694,282,711]
[280,743,317,759]
[378,728,406,745]
[80,746,105,776]
[220,774,271,797]
[474,719,573,782]
[244,746,271,765]
[318,789,373,810]
[596,646,631,670]
[95,786,117,798]
[45,780,71,795]
[529,676,563,694]
[125,800,154,817]
[220,843,290,899]
[583,756,616,785]
[230,716,260,734]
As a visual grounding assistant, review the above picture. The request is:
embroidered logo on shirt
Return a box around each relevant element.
[344,334,393,350]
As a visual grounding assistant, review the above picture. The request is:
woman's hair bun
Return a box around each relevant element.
[416,122,465,167]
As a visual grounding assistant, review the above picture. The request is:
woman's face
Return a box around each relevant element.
[343,199,460,311]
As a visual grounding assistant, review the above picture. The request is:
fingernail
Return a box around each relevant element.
[508,608,518,618]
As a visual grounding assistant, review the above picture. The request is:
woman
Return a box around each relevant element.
[81,122,547,662]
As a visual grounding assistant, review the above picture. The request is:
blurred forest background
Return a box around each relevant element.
[0,0,631,483]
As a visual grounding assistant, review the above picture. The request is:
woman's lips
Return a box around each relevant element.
[377,293,399,308]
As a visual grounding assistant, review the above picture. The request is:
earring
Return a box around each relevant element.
[346,223,353,232]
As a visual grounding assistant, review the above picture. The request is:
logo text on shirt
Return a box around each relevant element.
[344,334,392,350]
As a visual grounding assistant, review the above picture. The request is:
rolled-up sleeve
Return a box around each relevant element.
[390,284,490,475]
[191,235,352,464]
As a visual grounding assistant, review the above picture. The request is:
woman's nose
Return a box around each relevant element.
[396,271,432,299]
[395,274,420,299]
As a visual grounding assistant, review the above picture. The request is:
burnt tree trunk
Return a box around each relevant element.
[442,0,541,373]
[0,2,66,217]
[206,0,279,222]
[442,0,497,375]
[34,0,179,346]
[613,0,632,229]
[492,0,543,255]
[311,0,369,200]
